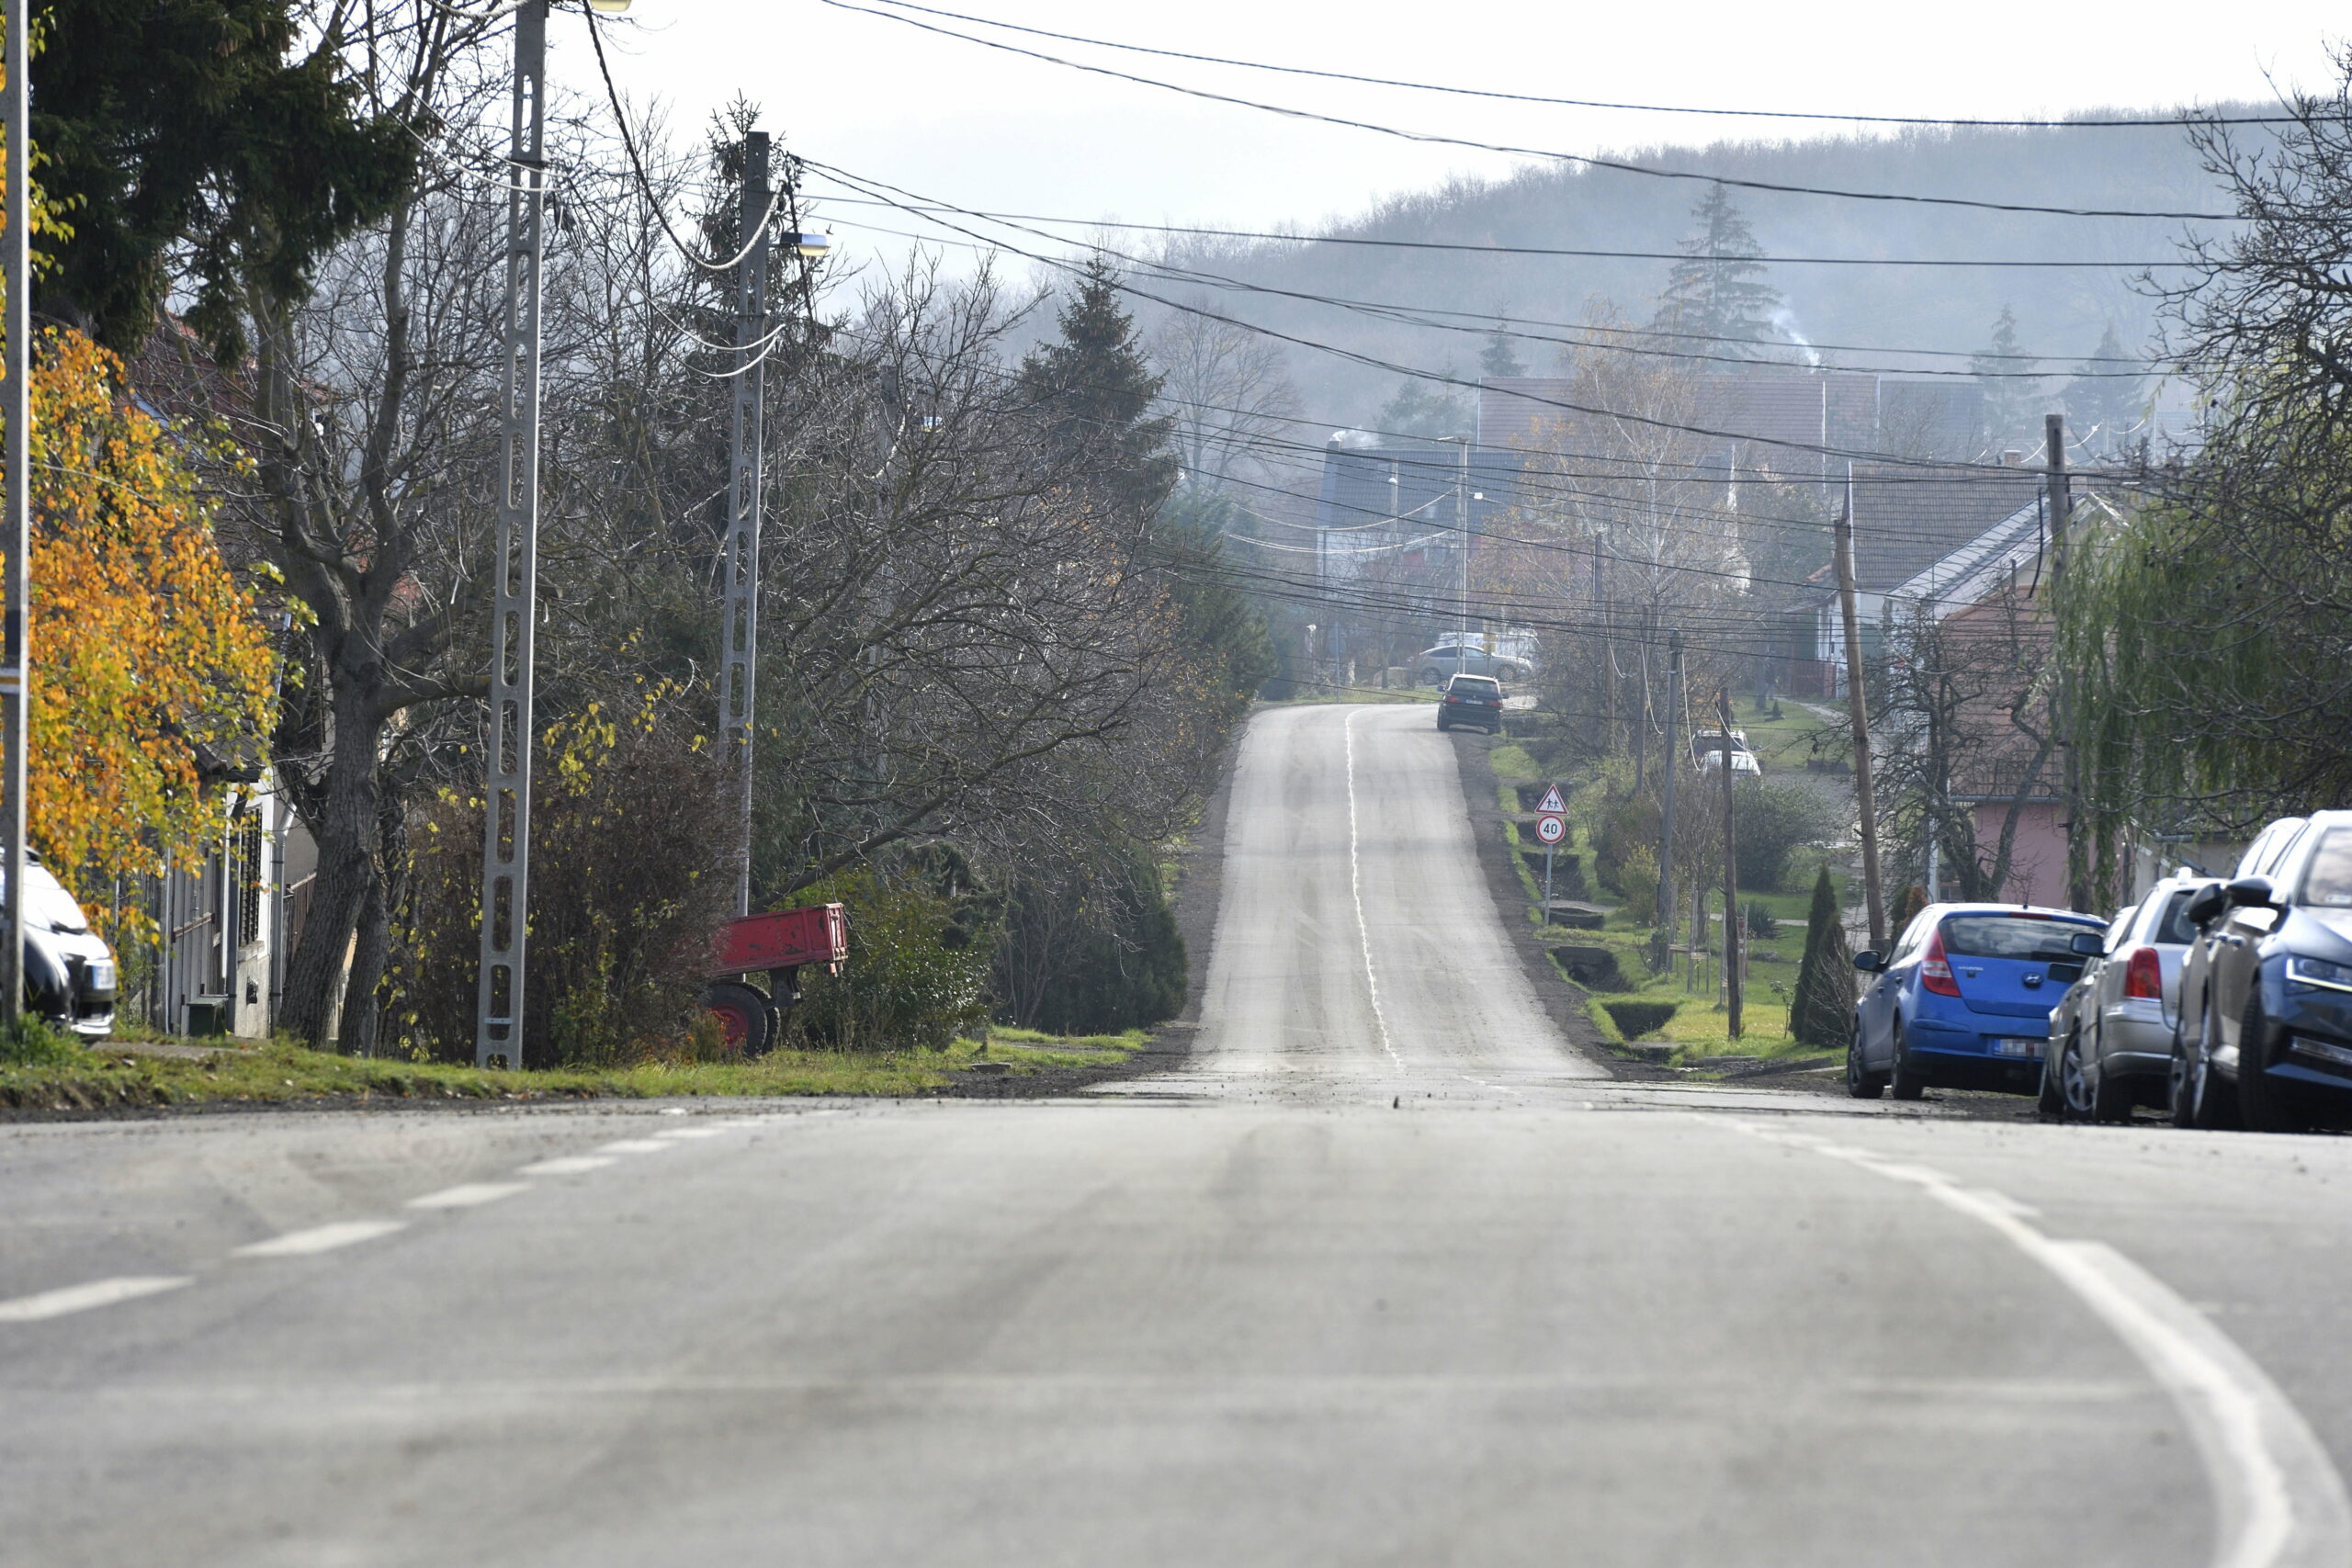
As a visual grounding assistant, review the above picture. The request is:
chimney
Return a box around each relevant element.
[2000,449,2024,467]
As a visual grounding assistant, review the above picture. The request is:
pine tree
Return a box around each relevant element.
[1480,326,1525,380]
[2062,323,2145,458]
[1375,370,1469,445]
[1790,866,1854,1047]
[1016,255,1178,519]
[1650,183,1783,364]
[1971,306,2043,457]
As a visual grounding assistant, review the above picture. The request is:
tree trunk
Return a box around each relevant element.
[338,788,407,1057]
[279,695,385,1047]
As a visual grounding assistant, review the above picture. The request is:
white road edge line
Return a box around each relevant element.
[406,1182,530,1210]
[517,1156,617,1177]
[1342,708,1404,1072]
[1724,1120,2352,1568]
[0,1275,193,1323]
[232,1220,409,1258]
[596,1139,671,1155]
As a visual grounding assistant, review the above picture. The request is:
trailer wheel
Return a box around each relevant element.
[703,981,775,1056]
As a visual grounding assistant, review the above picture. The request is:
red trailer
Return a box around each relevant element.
[702,903,848,1055]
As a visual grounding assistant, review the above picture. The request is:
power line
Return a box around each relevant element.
[858,0,2297,131]
[816,0,2243,221]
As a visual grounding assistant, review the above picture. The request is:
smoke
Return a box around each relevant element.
[1769,307,1822,369]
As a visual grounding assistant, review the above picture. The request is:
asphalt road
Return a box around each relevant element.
[6,702,2352,1567]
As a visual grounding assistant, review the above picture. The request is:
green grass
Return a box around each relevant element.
[1732,696,1841,776]
[0,1026,1152,1111]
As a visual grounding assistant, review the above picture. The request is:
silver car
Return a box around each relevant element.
[2038,874,2211,1122]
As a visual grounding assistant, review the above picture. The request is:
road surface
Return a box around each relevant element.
[6,702,2351,1567]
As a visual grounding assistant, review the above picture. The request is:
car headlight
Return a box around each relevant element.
[2285,955,2352,993]
[85,958,116,992]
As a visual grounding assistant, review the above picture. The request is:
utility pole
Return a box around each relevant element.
[2046,412,2089,912]
[474,0,548,1068]
[718,130,771,917]
[1,0,27,1030]
[1835,488,1887,952]
[1717,690,1742,1039]
[1444,435,1471,679]
[1652,631,1682,969]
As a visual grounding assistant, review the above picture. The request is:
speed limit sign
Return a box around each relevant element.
[1534,813,1566,845]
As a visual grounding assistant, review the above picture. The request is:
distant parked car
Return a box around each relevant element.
[1415,645,1525,684]
[13,856,117,1038]
[2037,874,2212,1122]
[1435,673,1504,734]
[1846,902,2107,1100]
[2172,809,2352,1132]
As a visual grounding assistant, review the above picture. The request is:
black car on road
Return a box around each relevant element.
[2173,809,2352,1131]
[1436,673,1505,734]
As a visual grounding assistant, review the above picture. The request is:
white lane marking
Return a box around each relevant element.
[1342,708,1404,1072]
[596,1139,670,1155]
[1725,1121,2351,1568]
[232,1220,408,1258]
[406,1182,529,1211]
[517,1156,616,1177]
[0,1275,193,1323]
[654,1127,724,1141]
[1456,1070,1526,1099]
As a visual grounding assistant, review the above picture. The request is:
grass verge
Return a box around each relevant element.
[0,1026,1151,1112]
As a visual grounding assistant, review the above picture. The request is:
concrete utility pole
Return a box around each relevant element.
[1717,690,1742,1039]
[718,131,771,918]
[1,0,27,1029]
[1652,631,1683,970]
[2045,412,2090,912]
[1447,435,1471,679]
[474,0,549,1068]
[1834,489,1887,953]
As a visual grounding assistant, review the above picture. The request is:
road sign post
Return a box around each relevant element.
[1534,808,1566,908]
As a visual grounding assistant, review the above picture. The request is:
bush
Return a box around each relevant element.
[1618,843,1660,926]
[1791,867,1856,1048]
[793,863,997,1052]
[392,691,731,1066]
[1604,999,1679,1038]
[1730,781,1841,891]
[0,1015,85,1066]
[995,846,1185,1034]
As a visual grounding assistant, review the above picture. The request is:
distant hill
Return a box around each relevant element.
[1127,109,2257,434]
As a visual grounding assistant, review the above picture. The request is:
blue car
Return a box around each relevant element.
[1846,903,2109,1100]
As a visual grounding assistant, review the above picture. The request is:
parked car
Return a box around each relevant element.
[2036,874,2212,1122]
[2171,809,2352,1132]
[1846,902,2107,1100]
[12,856,117,1038]
[1414,645,1525,684]
[1435,672,1504,734]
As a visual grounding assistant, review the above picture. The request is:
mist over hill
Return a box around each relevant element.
[1115,108,2257,436]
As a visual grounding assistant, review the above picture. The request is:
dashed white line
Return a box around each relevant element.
[596,1139,670,1155]
[232,1219,409,1258]
[517,1156,616,1177]
[1342,709,1405,1073]
[406,1182,529,1211]
[0,1275,193,1323]
[654,1127,724,1141]
[1724,1119,2351,1568]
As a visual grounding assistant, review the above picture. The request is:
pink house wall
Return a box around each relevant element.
[1971,801,2074,909]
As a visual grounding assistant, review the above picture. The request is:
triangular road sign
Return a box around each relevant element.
[1537,783,1566,815]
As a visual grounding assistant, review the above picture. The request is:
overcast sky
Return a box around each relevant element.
[572,0,2348,267]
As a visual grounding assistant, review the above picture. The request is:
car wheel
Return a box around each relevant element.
[2089,1036,2137,1124]
[1419,668,1440,686]
[2036,1045,2067,1121]
[702,980,776,1056]
[2055,1030,2096,1122]
[1846,1025,1884,1100]
[1889,1023,1928,1100]
[1435,717,1450,732]
[2170,998,2238,1130]
[2234,997,2310,1134]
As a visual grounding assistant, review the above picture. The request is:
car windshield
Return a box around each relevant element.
[2301,827,2352,908]
[5,866,89,935]
[1939,914,2094,962]
[2151,889,2199,944]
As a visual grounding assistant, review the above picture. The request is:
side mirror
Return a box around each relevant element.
[2225,874,2278,910]
[2186,885,2227,927]
[2068,931,2104,956]
[1853,951,1884,974]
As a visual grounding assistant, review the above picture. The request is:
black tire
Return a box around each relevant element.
[2169,1002,2238,1130]
[1846,1026,1884,1100]
[1889,1023,1928,1100]
[2036,1049,2067,1121]
[2052,1030,2096,1122]
[703,980,775,1056]
[2235,998,2309,1134]
[2090,1037,2137,1124]
[1435,717,1450,732]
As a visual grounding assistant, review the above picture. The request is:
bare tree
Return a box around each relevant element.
[1149,300,1298,493]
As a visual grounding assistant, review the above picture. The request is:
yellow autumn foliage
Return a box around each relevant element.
[15,326,277,942]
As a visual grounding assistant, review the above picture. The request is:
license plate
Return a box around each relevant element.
[1992,1037,2044,1058]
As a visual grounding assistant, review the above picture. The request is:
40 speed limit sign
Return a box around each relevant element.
[1534,814,1566,846]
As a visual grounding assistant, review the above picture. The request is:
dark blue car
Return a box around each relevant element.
[1846,902,2108,1100]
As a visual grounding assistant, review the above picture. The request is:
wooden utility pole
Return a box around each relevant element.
[2045,412,2090,912]
[1834,492,1887,952]
[1717,690,1742,1039]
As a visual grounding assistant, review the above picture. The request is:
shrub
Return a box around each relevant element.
[391,689,731,1066]
[1618,843,1660,926]
[793,864,996,1052]
[1791,866,1856,1048]
[995,846,1185,1034]
[1729,781,1841,891]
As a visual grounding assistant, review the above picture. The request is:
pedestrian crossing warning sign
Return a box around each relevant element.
[1537,784,1566,815]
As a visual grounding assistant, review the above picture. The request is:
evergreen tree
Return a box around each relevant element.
[1971,306,2044,457]
[2061,323,2145,457]
[1890,884,1930,935]
[31,0,413,356]
[1480,325,1525,380]
[1375,369,1468,444]
[1016,256,1178,520]
[1790,866,1854,1047]
[1650,183,1782,364]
